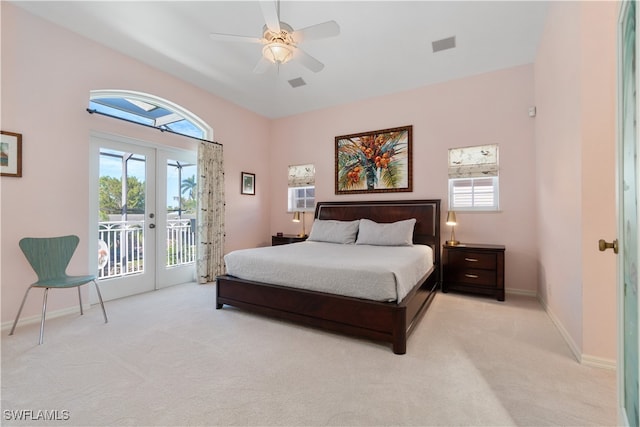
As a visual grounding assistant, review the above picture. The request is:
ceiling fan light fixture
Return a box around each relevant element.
[263,41,293,64]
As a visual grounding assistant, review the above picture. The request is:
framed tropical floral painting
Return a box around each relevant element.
[335,125,412,194]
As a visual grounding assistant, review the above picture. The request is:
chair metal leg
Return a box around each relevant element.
[9,286,33,336]
[39,288,49,345]
[11,282,107,344]
[78,287,83,316]
[93,280,108,324]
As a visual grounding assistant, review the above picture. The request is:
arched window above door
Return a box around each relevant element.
[89,90,212,141]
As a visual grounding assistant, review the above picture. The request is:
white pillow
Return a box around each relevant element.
[307,219,360,244]
[355,218,416,246]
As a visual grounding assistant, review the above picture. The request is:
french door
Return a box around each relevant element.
[618,2,639,425]
[156,148,198,288]
[89,133,196,302]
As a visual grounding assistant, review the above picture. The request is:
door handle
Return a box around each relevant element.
[149,223,156,229]
[598,239,618,254]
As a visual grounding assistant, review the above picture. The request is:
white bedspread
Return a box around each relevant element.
[223,241,434,302]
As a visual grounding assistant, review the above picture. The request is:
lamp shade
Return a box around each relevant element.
[263,42,293,64]
[446,211,457,226]
[292,211,301,222]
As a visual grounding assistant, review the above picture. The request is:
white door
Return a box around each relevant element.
[90,133,196,301]
[156,149,198,288]
[618,2,639,425]
[91,136,157,301]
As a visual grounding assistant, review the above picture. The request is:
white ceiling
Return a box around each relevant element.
[13,1,549,119]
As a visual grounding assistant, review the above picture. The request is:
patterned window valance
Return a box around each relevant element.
[288,164,315,187]
[448,144,499,178]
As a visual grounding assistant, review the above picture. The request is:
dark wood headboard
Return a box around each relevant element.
[314,199,441,266]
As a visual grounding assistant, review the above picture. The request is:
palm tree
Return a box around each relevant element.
[181,175,197,200]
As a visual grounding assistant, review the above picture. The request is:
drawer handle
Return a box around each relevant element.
[465,258,479,262]
[465,274,479,279]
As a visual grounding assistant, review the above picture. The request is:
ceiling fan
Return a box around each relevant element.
[209,0,340,73]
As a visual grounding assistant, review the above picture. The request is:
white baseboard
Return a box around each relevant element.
[582,354,616,370]
[1,304,90,332]
[537,295,617,370]
[537,295,582,363]
[506,288,537,297]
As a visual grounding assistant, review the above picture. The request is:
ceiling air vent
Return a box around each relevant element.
[288,77,306,88]
[432,36,456,53]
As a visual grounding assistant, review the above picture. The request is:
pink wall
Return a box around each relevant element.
[270,65,539,295]
[1,3,271,324]
[534,0,584,356]
[534,1,617,363]
[580,1,617,363]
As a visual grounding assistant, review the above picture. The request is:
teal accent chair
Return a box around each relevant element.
[9,235,108,344]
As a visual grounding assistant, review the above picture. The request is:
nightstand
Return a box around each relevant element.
[442,243,505,301]
[271,234,307,246]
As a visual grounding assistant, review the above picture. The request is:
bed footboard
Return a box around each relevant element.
[216,267,438,354]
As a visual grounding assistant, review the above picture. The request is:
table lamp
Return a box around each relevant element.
[445,211,460,246]
[292,211,306,237]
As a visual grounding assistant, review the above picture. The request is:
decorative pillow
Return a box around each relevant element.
[307,219,360,244]
[355,218,416,246]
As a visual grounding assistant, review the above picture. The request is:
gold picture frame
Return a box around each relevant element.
[335,125,412,194]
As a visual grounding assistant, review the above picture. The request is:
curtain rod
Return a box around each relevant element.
[86,108,221,146]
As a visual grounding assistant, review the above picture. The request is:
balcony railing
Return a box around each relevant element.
[98,219,196,280]
[167,219,197,267]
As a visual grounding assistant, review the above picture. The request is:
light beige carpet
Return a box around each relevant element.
[1,283,616,426]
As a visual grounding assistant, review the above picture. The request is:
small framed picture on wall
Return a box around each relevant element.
[241,171,255,195]
[1,131,22,177]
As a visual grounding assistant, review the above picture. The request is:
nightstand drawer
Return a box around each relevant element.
[445,268,497,287]
[447,250,497,270]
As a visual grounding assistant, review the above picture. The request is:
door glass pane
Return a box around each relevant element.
[622,2,639,425]
[166,159,197,268]
[98,149,146,279]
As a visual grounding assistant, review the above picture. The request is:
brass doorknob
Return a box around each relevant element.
[598,239,618,254]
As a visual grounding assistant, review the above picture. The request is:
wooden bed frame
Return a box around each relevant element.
[216,199,441,354]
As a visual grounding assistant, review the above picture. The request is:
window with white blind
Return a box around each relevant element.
[287,164,315,212]
[448,144,499,211]
[449,177,499,210]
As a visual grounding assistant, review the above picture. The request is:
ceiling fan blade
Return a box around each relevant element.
[294,47,324,73]
[210,32,263,43]
[259,0,281,33]
[253,56,272,74]
[292,20,340,43]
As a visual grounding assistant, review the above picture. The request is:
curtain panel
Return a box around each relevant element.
[196,141,225,283]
